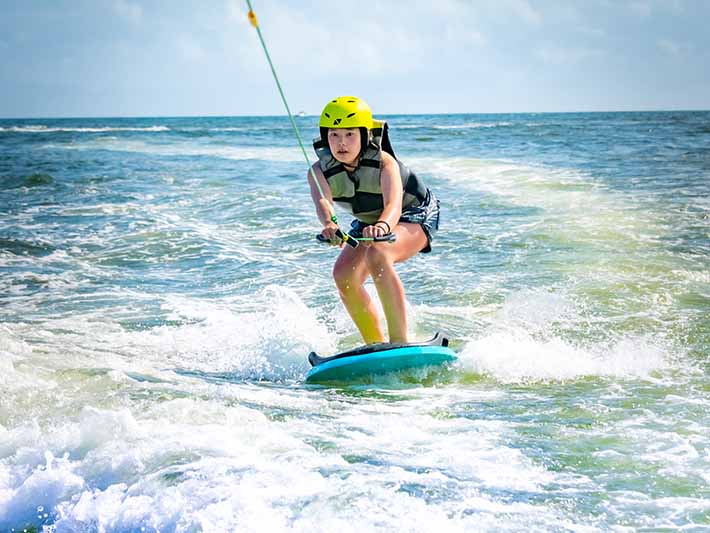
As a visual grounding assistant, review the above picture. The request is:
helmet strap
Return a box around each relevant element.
[359,127,370,155]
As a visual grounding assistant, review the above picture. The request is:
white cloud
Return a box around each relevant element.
[508,0,543,25]
[5,0,709,116]
[229,2,439,77]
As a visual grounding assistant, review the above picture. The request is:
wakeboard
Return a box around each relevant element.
[306,332,457,383]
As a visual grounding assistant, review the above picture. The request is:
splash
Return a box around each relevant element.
[153,286,332,381]
[455,290,670,383]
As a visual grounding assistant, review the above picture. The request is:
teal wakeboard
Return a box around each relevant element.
[306,332,457,383]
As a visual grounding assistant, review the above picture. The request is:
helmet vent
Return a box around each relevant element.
[319,96,372,130]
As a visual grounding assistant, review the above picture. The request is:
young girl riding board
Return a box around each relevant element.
[308,96,440,344]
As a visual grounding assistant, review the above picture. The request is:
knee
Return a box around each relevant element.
[364,245,391,275]
[333,261,361,292]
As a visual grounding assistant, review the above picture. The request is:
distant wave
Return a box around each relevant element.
[0,125,304,134]
[432,122,513,129]
[0,125,170,133]
[44,138,305,162]
[395,122,513,130]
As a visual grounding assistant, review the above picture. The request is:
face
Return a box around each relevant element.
[327,128,361,166]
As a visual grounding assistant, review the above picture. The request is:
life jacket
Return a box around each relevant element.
[313,120,428,224]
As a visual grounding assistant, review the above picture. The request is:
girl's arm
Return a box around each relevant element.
[307,163,340,241]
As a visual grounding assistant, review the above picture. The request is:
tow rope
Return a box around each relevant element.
[245,1,359,248]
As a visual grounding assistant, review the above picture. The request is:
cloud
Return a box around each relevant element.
[231,2,440,77]
[3,0,709,116]
[508,0,543,25]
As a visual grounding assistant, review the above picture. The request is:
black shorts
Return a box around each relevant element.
[348,189,440,253]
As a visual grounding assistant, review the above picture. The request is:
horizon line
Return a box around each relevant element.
[1,108,709,121]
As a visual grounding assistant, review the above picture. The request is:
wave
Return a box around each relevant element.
[0,125,171,133]
[393,122,513,130]
[2,123,491,136]
[454,289,672,383]
[458,329,669,383]
[45,138,305,162]
[0,286,330,384]
[432,122,513,130]
[1,281,671,386]
[411,155,666,249]
[0,124,307,134]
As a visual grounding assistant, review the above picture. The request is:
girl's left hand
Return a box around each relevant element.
[362,222,388,240]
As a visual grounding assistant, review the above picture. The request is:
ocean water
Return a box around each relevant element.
[0,111,708,532]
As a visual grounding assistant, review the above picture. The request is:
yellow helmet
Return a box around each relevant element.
[319,96,373,130]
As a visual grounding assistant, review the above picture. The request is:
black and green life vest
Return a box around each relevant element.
[313,120,428,224]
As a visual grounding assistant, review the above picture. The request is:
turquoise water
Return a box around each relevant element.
[0,112,708,531]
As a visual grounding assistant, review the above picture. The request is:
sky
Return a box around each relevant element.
[1,0,709,118]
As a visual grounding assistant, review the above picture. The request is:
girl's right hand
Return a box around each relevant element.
[320,222,342,246]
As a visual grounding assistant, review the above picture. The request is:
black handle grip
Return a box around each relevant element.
[316,230,359,248]
[372,232,397,243]
[336,229,359,248]
[316,232,397,245]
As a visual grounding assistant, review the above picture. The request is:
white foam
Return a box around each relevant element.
[0,329,40,391]
[452,288,670,383]
[1,399,300,531]
[432,122,513,129]
[413,156,664,247]
[42,398,334,531]
[0,280,337,396]
[499,289,577,332]
[45,138,304,162]
[0,125,170,133]
[458,326,669,383]
[147,286,332,380]
[393,122,512,130]
[0,452,84,530]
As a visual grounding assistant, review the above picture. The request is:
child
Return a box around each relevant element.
[308,96,440,344]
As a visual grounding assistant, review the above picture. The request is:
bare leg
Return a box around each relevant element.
[365,223,428,343]
[333,245,385,344]
[368,255,408,342]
